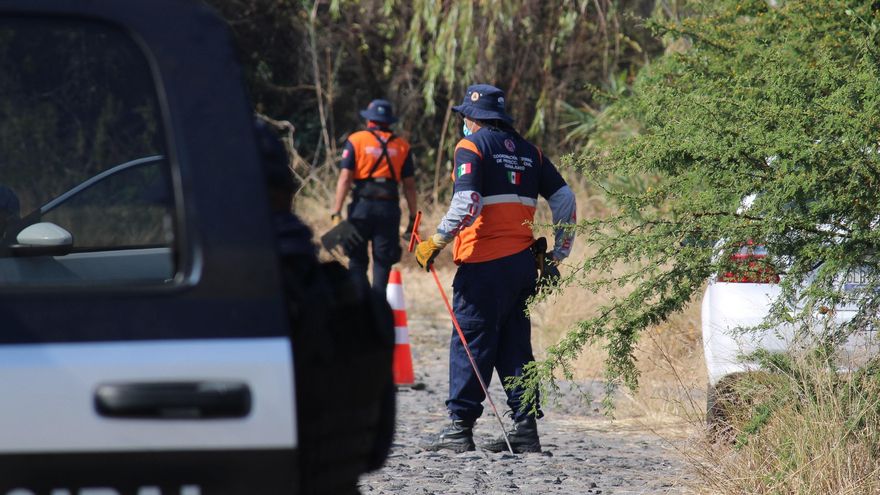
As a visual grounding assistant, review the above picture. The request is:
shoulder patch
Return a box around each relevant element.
[454,138,482,158]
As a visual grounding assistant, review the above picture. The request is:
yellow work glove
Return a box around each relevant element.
[415,234,449,272]
[330,212,342,226]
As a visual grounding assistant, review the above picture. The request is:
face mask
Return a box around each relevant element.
[462,122,472,137]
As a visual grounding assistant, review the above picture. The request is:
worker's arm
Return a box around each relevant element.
[435,140,483,243]
[332,168,354,216]
[400,152,418,220]
[539,155,577,261]
[402,177,417,218]
[332,140,357,217]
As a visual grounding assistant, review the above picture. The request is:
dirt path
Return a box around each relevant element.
[360,316,695,494]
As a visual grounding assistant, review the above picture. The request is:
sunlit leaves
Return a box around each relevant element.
[515,0,880,411]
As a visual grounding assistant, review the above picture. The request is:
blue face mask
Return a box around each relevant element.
[462,122,472,137]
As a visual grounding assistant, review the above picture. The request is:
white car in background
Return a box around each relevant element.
[701,232,879,422]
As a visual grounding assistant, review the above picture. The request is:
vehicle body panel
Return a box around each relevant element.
[702,280,878,388]
[0,338,295,453]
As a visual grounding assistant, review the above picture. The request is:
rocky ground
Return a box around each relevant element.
[360,315,696,495]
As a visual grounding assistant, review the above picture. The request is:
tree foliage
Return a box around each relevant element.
[206,0,662,201]
[516,0,880,409]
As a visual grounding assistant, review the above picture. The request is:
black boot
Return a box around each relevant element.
[421,419,475,453]
[481,416,541,453]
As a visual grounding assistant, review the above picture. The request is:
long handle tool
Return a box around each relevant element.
[409,211,514,454]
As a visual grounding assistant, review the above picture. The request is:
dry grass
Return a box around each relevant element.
[530,175,705,423]
[685,355,880,495]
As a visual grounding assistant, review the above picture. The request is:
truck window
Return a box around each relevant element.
[0,17,178,286]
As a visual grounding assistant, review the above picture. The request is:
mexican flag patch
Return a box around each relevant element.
[507,171,521,185]
[456,162,472,178]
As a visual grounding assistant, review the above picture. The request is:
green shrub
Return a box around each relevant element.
[515,0,880,414]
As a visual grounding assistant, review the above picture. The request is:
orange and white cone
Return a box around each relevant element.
[386,269,415,386]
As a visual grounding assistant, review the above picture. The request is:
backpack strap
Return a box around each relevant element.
[365,129,398,182]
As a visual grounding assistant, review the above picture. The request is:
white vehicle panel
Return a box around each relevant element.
[0,338,296,453]
[703,281,787,387]
[703,280,880,387]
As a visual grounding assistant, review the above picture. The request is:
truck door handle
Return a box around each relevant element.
[94,381,251,419]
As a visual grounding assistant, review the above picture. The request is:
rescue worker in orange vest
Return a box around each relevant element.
[332,99,418,291]
[415,84,577,453]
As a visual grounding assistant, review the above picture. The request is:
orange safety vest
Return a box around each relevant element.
[448,136,544,264]
[348,129,410,182]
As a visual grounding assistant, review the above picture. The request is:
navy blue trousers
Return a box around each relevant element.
[446,247,540,423]
[345,198,402,292]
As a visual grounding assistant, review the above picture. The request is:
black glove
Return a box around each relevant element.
[537,255,561,291]
[531,237,561,291]
[320,220,365,254]
[402,215,416,241]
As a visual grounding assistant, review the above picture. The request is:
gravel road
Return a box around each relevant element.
[360,316,694,494]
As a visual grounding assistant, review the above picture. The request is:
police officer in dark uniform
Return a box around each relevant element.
[332,99,418,291]
[255,119,315,264]
[259,119,396,493]
[415,84,577,453]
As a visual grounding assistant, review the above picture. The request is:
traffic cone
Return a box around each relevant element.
[386,269,415,386]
